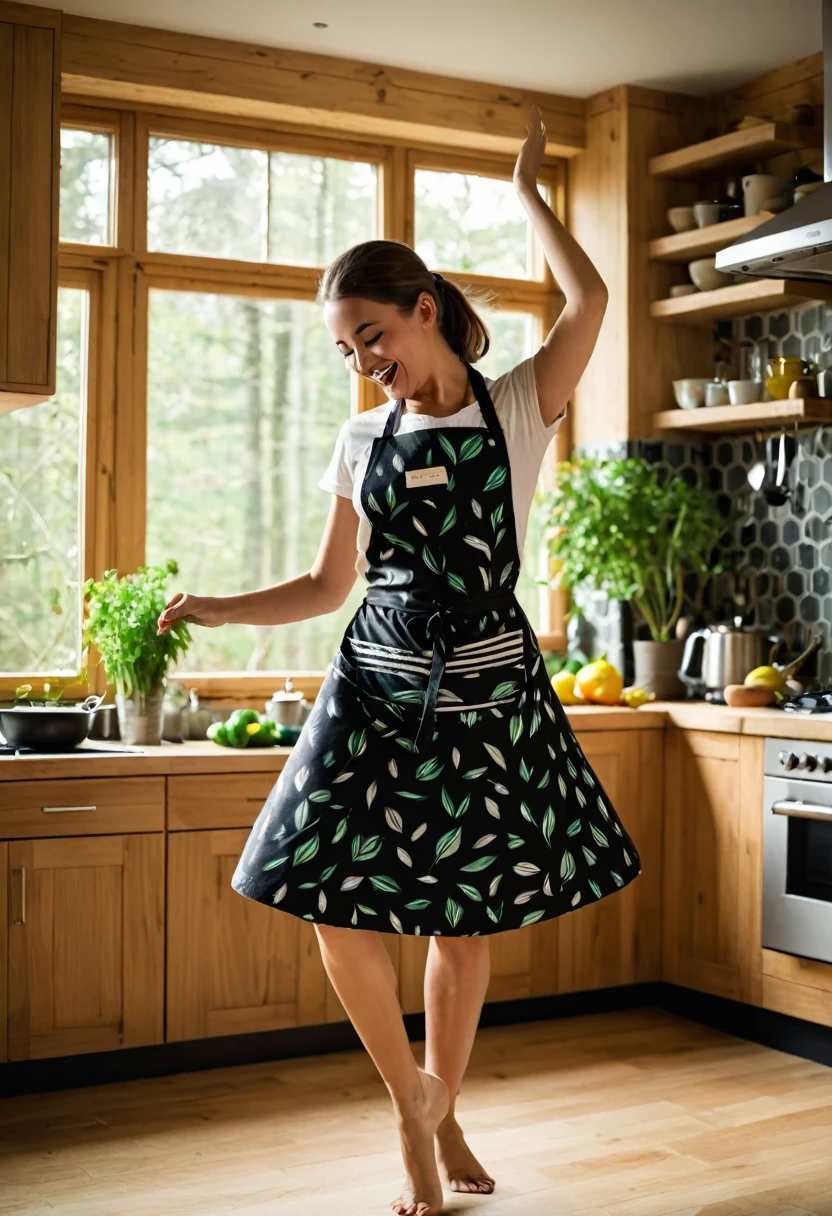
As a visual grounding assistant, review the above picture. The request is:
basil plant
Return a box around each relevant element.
[84,560,191,697]
[541,456,725,643]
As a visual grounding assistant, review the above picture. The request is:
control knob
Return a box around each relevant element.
[799,753,818,772]
[778,750,799,770]
[823,757,832,774]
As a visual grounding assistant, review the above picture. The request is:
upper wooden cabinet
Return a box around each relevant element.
[0,2,61,410]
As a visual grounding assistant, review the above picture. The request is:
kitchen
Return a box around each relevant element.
[2,0,832,1213]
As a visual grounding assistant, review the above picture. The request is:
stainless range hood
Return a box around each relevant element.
[715,0,831,281]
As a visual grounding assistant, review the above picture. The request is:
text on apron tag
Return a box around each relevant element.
[405,465,449,488]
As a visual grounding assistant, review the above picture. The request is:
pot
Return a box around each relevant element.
[0,695,105,751]
[632,640,686,700]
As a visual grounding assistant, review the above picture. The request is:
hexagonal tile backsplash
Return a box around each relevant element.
[574,301,832,689]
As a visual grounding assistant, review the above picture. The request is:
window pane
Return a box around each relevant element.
[148,139,269,262]
[478,309,552,635]
[0,288,88,674]
[148,137,377,264]
[146,291,359,673]
[415,169,542,279]
[268,152,377,266]
[60,128,112,245]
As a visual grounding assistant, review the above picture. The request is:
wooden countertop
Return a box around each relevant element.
[1,701,830,781]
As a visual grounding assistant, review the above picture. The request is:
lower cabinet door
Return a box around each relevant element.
[6,833,164,1061]
[555,729,664,994]
[167,829,342,1041]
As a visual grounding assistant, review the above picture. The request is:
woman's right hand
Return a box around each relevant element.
[157,592,225,636]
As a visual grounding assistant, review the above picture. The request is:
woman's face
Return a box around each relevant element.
[324,293,438,399]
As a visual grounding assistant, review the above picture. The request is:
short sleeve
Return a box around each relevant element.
[316,420,354,498]
[506,355,566,442]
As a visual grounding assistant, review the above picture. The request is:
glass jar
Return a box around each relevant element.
[766,355,809,400]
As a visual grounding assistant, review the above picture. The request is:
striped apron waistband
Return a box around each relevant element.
[361,585,518,752]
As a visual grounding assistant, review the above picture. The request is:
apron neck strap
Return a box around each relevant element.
[381,362,499,437]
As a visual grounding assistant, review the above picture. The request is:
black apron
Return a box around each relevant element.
[231,363,642,936]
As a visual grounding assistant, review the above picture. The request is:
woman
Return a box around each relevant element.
[158,105,642,1216]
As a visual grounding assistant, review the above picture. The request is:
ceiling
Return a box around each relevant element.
[32,0,823,98]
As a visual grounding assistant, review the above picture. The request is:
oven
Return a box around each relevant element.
[762,737,832,966]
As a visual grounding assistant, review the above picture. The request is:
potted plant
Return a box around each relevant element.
[84,560,192,745]
[540,456,725,699]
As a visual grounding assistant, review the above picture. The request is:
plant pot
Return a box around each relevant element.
[632,639,686,701]
[115,687,164,746]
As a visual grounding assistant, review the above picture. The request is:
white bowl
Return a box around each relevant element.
[705,381,730,407]
[727,379,762,405]
[669,284,699,297]
[667,206,696,233]
[672,378,710,409]
[688,256,734,292]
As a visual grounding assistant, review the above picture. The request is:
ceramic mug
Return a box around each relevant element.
[742,174,790,217]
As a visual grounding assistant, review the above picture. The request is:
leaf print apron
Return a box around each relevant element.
[231,362,643,936]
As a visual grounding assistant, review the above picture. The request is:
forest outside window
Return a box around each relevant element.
[147,135,379,265]
[0,287,90,677]
[59,127,115,246]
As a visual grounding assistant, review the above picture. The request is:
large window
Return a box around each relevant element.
[146,290,354,672]
[31,110,566,699]
[0,288,89,675]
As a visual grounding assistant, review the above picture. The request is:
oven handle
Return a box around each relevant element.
[771,799,832,823]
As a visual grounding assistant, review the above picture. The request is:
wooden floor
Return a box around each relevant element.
[1,1008,831,1215]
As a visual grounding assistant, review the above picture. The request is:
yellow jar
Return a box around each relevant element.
[766,355,808,400]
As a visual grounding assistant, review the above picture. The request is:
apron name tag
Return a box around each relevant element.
[405,465,449,488]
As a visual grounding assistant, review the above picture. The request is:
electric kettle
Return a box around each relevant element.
[679,623,781,700]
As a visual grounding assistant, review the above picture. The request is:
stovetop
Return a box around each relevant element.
[0,742,143,757]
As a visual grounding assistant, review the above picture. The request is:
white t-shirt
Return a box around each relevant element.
[317,356,565,580]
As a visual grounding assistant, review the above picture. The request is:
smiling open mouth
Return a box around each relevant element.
[372,361,398,387]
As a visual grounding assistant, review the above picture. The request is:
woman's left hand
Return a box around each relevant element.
[514,103,547,193]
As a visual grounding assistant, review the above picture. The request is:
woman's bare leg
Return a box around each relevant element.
[423,936,495,1194]
[314,923,449,1215]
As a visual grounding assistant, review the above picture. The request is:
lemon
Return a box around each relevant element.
[551,671,581,705]
[575,659,624,706]
[622,686,656,709]
[744,665,787,694]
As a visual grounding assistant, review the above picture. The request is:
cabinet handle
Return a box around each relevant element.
[771,799,832,823]
[11,865,26,925]
[41,805,97,813]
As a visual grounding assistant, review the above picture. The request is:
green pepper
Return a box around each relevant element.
[207,721,230,747]
[247,717,277,747]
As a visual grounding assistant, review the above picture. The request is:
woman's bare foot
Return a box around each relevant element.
[390,1068,449,1215]
[435,1116,495,1194]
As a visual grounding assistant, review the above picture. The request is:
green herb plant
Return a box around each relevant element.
[541,456,725,643]
[83,560,191,697]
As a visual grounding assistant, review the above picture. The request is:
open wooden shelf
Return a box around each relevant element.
[649,215,768,263]
[649,121,822,179]
[654,398,832,435]
[650,278,832,325]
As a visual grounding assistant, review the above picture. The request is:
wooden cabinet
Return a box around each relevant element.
[166,773,350,1039]
[0,2,61,410]
[662,730,764,1003]
[399,727,665,1015]
[556,728,664,994]
[2,776,165,1061]
[6,832,164,1060]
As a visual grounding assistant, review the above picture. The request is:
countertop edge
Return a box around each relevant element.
[2,702,829,781]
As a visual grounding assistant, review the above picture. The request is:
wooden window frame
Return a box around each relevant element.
[8,97,570,703]
[0,258,117,701]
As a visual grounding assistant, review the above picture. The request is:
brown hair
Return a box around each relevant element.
[317,239,491,363]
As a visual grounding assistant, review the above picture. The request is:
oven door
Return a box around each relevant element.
[762,775,832,965]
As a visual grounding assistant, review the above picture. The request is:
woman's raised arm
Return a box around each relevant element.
[513,103,608,428]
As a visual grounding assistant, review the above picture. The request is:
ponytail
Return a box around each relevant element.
[318,239,491,363]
